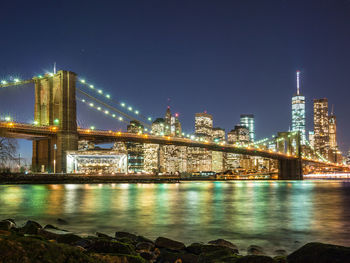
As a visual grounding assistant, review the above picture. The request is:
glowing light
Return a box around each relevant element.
[14,78,20,83]
[90,126,95,130]
[80,79,86,83]
[105,110,109,114]
[5,116,11,121]
[112,114,116,117]
[89,85,94,89]
[106,94,110,99]
[135,110,139,114]
[97,107,101,110]
[128,106,132,111]
[121,103,125,107]
[148,117,152,121]
[1,80,7,84]
[98,89,103,94]
[54,119,59,124]
[82,99,86,102]
[33,121,38,125]
[118,117,123,121]
[89,103,94,107]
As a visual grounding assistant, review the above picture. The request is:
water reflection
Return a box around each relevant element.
[0,180,350,253]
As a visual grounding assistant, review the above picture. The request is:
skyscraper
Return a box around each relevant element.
[313,98,329,158]
[240,114,255,142]
[195,112,213,140]
[291,70,306,144]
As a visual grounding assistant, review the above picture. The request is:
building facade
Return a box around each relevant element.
[291,71,306,145]
[240,114,255,142]
[313,98,330,158]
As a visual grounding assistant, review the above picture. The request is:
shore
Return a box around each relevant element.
[0,173,280,184]
[0,219,349,263]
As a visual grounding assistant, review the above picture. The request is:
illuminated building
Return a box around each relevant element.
[126,120,144,172]
[195,112,213,140]
[329,111,337,150]
[227,125,250,145]
[240,114,255,142]
[347,150,350,165]
[144,119,163,173]
[66,150,127,174]
[187,112,213,172]
[212,128,225,172]
[291,70,306,145]
[174,113,182,137]
[313,98,330,158]
[165,106,172,135]
[308,131,315,148]
[151,118,165,135]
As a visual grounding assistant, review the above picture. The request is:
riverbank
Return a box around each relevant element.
[0,219,349,263]
[0,173,278,184]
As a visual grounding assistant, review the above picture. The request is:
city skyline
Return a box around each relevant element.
[0,0,350,159]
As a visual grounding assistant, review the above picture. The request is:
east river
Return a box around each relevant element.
[1,180,350,254]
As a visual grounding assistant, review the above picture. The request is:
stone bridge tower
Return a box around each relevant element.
[32,70,78,173]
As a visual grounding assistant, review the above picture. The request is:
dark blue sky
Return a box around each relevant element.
[1,0,350,160]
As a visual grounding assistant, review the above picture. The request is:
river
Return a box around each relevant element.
[1,180,349,254]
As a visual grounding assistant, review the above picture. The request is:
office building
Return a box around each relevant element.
[240,114,255,142]
[313,98,330,158]
[291,70,306,144]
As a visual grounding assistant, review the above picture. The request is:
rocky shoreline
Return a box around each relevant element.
[1,219,350,262]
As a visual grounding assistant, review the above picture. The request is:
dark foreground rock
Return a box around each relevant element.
[287,242,350,263]
[0,219,350,263]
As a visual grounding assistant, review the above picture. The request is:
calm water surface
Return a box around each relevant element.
[1,180,350,253]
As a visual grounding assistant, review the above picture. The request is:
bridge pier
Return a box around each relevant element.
[278,158,303,180]
[32,70,78,173]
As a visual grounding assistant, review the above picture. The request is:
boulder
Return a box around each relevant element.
[273,256,288,263]
[137,235,154,244]
[86,239,136,255]
[115,231,138,241]
[96,232,113,239]
[56,233,82,245]
[186,242,203,255]
[136,241,154,252]
[0,220,15,231]
[236,255,274,263]
[20,220,42,235]
[247,245,265,255]
[287,242,350,263]
[155,236,186,251]
[140,251,154,260]
[158,250,199,263]
[208,239,239,253]
[198,246,240,263]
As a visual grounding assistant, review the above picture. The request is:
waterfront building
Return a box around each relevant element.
[347,149,350,165]
[240,114,255,142]
[126,120,144,172]
[291,70,306,145]
[212,127,225,172]
[313,98,330,158]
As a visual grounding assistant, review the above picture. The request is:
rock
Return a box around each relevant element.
[198,246,240,263]
[57,218,69,225]
[273,256,288,263]
[155,236,186,251]
[287,242,350,263]
[208,239,239,253]
[140,251,154,260]
[186,242,203,255]
[236,255,274,263]
[96,232,113,239]
[136,241,154,252]
[115,231,138,241]
[38,227,71,240]
[20,220,42,235]
[86,239,136,255]
[0,235,102,263]
[0,220,15,231]
[56,233,82,245]
[274,249,287,256]
[247,245,265,255]
[44,224,60,230]
[158,250,199,263]
[74,238,95,249]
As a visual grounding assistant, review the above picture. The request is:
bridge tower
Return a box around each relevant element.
[32,70,78,173]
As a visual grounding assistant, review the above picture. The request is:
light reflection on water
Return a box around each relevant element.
[0,180,350,253]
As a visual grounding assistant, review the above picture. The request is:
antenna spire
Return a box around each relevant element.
[54,62,56,74]
[296,70,300,95]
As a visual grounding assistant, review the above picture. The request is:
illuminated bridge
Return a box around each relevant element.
[0,70,348,179]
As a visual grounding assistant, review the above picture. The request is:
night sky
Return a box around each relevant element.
[1,0,350,161]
